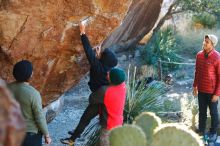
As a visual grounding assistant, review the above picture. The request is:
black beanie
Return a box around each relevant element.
[100,48,118,68]
[109,68,126,85]
[13,60,33,82]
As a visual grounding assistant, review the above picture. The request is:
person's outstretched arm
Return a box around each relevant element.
[79,23,101,69]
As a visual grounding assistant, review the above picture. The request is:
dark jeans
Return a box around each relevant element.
[22,132,42,146]
[71,104,98,140]
[198,92,219,134]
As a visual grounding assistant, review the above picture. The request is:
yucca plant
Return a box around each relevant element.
[124,65,169,124]
[141,26,183,74]
[84,65,169,146]
[81,118,101,146]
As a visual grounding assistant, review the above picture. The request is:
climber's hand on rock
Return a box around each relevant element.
[79,22,86,35]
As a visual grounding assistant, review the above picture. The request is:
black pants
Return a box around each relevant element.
[22,132,42,146]
[198,92,219,134]
[71,104,99,140]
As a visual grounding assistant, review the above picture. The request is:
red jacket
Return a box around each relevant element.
[89,82,126,130]
[193,49,220,95]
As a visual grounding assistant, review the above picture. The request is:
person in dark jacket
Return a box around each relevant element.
[60,22,118,145]
[89,68,126,146]
[193,34,220,142]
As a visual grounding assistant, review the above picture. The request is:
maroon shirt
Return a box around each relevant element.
[193,49,220,95]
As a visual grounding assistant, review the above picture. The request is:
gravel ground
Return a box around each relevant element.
[47,75,92,146]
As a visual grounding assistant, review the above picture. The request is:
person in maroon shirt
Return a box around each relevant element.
[193,34,220,142]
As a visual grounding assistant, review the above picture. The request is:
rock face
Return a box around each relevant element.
[0,0,132,105]
[0,0,162,105]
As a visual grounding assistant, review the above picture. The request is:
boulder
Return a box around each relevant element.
[0,0,132,105]
[0,0,163,105]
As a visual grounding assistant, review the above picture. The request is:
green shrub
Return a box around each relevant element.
[192,12,217,29]
[141,26,183,74]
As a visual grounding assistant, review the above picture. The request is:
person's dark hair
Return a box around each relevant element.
[13,60,33,82]
[100,48,118,68]
[109,68,126,85]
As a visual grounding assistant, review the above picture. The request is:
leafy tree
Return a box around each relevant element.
[178,0,220,14]
[192,12,217,28]
[141,0,220,72]
[153,0,220,33]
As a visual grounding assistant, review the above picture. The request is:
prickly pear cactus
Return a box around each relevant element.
[133,112,161,144]
[191,97,199,131]
[192,105,198,116]
[150,124,203,146]
[109,125,147,146]
[191,105,198,131]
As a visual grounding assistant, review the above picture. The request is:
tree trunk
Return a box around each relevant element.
[102,0,163,53]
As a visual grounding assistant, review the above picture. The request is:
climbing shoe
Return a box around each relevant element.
[60,137,74,145]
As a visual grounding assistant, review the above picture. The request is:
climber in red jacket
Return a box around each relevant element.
[89,67,126,146]
[193,34,220,142]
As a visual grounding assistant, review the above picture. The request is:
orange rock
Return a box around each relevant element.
[0,0,162,105]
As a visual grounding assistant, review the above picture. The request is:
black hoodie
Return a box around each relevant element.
[81,34,118,92]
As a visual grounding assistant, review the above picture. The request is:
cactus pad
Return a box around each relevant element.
[109,125,147,146]
[150,123,203,146]
[133,112,161,144]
